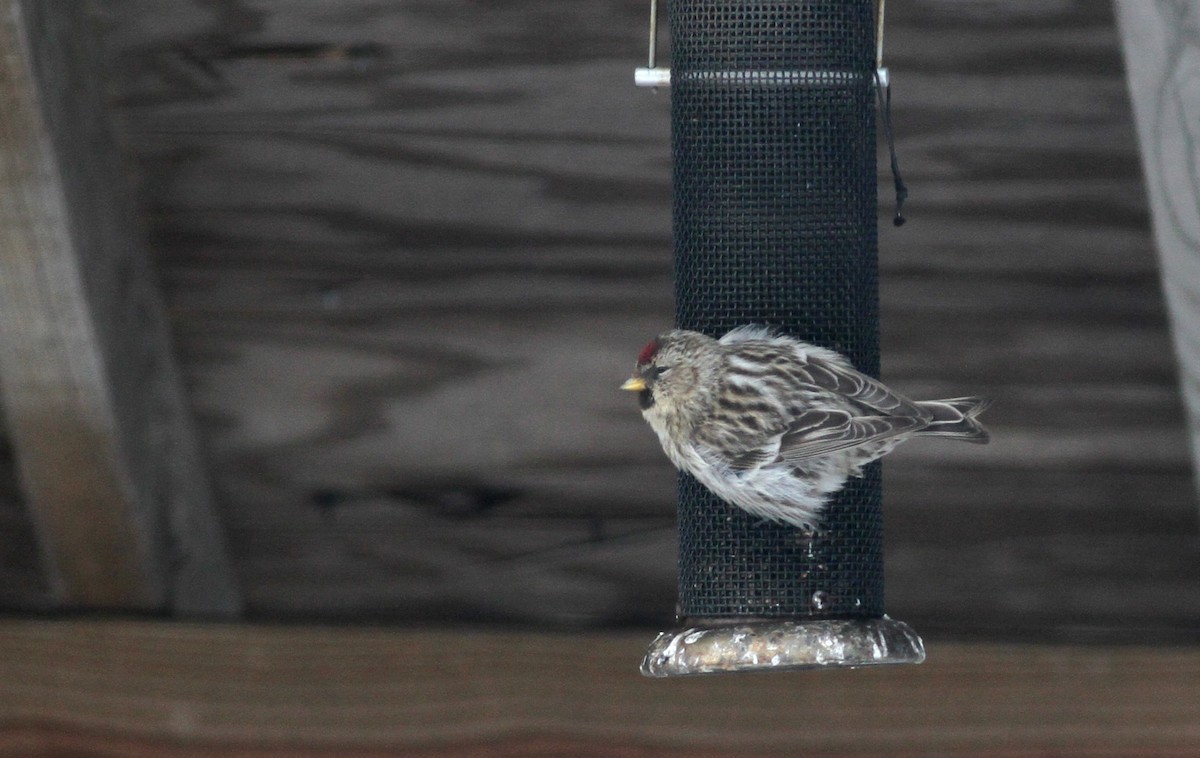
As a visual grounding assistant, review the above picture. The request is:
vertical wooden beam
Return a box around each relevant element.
[0,1,240,614]
[1115,1,1200,505]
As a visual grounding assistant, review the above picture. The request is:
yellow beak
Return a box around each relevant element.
[620,376,647,392]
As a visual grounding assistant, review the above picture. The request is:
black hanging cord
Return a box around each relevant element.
[875,70,907,227]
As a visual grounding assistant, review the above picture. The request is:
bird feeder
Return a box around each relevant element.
[636,0,924,676]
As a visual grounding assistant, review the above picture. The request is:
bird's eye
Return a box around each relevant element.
[652,366,670,378]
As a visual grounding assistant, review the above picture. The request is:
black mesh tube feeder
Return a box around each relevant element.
[636,0,924,676]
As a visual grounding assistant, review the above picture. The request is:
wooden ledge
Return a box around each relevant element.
[1,620,1198,756]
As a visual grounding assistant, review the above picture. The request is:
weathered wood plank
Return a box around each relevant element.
[57,0,1198,631]
[1115,0,1200,507]
[0,2,239,613]
[1,621,1200,757]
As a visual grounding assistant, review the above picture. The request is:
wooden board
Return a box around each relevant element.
[1115,0,1200,499]
[1,621,1199,757]
[0,1,238,614]
[0,0,1184,631]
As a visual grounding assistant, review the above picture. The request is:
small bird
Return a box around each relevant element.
[621,326,989,529]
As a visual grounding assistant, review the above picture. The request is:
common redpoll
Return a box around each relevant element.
[622,326,989,529]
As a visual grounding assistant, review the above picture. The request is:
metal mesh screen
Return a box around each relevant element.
[670,0,882,620]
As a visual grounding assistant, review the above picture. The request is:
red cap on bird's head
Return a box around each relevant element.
[637,338,660,366]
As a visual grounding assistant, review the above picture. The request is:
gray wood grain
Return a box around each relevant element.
[3,621,1200,756]
[0,0,1184,635]
[1116,0,1200,519]
[0,1,239,614]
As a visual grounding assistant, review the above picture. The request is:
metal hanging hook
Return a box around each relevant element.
[634,0,670,88]
[648,0,658,68]
[875,0,889,87]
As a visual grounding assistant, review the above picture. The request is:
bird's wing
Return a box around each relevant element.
[725,441,781,470]
[774,408,929,462]
[795,353,931,420]
[707,332,935,469]
[719,327,930,419]
[717,408,925,470]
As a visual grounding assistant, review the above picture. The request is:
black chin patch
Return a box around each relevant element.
[638,388,654,410]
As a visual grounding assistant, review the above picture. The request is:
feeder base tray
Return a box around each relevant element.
[641,616,924,677]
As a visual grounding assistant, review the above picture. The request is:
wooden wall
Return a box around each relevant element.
[0,0,1195,636]
[1,2,1199,755]
[1117,0,1200,506]
[0,0,238,614]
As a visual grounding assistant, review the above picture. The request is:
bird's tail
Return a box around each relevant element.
[915,397,991,443]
